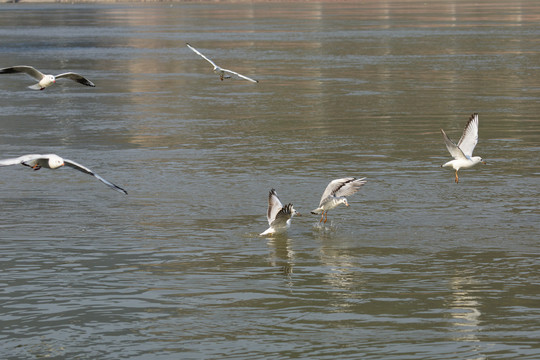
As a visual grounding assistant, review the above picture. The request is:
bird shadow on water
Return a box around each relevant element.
[263,234,296,277]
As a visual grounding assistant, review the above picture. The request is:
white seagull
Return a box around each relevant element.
[441,113,486,183]
[0,154,127,194]
[260,189,300,236]
[186,43,259,83]
[311,177,367,224]
[0,65,95,90]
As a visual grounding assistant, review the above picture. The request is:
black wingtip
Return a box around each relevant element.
[114,185,128,195]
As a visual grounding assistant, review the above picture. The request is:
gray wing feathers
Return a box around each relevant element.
[55,72,95,87]
[221,68,258,83]
[457,113,479,157]
[272,204,294,227]
[64,159,127,195]
[441,128,466,160]
[0,66,45,80]
[319,177,366,205]
[333,178,367,198]
[0,154,42,166]
[186,43,218,68]
[267,189,283,224]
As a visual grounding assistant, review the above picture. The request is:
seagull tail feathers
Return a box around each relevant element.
[260,227,274,236]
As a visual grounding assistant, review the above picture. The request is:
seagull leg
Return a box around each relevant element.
[32,164,41,171]
[220,74,224,81]
[323,212,328,224]
[319,213,324,224]
[455,171,459,183]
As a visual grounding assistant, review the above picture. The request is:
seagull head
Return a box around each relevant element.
[40,75,56,88]
[48,155,65,169]
[472,156,486,165]
[341,198,349,207]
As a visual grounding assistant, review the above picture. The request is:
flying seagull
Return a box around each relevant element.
[260,189,300,236]
[311,177,367,224]
[441,113,486,183]
[186,43,259,83]
[0,154,127,194]
[0,65,95,90]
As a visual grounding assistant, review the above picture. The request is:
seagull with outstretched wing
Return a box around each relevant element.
[311,177,367,224]
[0,65,95,90]
[186,43,258,83]
[441,113,486,183]
[260,189,299,236]
[0,154,127,194]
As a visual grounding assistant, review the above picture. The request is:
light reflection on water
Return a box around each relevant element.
[0,1,539,359]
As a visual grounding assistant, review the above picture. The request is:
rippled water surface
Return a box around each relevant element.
[0,1,539,359]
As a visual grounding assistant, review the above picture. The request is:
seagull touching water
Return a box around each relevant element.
[260,189,299,236]
[186,43,259,83]
[441,113,486,183]
[0,65,95,90]
[0,154,127,194]
[311,177,367,224]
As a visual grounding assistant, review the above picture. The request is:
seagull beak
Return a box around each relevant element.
[482,161,487,165]
[345,203,350,207]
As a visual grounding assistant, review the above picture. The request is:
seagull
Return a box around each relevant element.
[260,189,300,236]
[0,154,127,194]
[186,43,259,83]
[311,177,367,224]
[0,65,95,90]
[441,113,486,183]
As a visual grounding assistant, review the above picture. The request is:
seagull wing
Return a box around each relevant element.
[457,113,479,157]
[0,154,44,167]
[55,72,95,87]
[64,159,127,195]
[271,204,294,228]
[441,128,467,160]
[221,68,258,83]
[333,177,367,197]
[267,189,283,225]
[0,66,45,81]
[318,177,366,206]
[186,43,218,68]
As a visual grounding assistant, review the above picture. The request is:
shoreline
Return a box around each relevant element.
[4,0,358,3]
[5,0,361,3]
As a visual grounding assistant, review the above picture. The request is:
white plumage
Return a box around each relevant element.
[441,113,486,183]
[186,43,259,83]
[0,154,127,194]
[311,177,367,224]
[260,189,299,236]
[0,65,95,90]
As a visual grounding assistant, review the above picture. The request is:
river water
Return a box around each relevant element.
[0,1,539,359]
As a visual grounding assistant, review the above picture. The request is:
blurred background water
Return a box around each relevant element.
[0,1,539,359]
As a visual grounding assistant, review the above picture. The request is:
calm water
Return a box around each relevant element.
[0,1,539,359]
